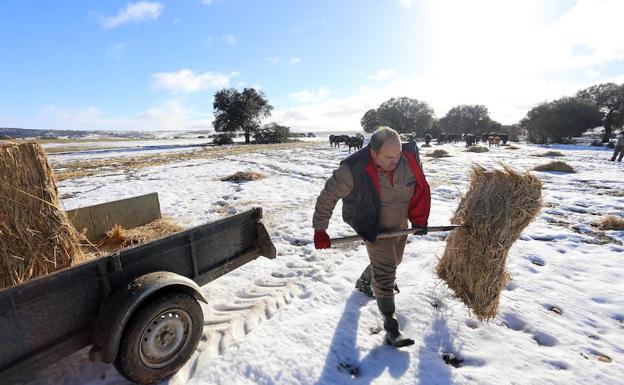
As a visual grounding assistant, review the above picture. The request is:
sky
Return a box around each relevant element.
[1,0,624,132]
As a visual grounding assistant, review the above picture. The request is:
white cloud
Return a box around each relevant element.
[37,100,211,131]
[223,34,237,46]
[151,69,239,93]
[289,87,331,103]
[367,69,396,81]
[266,57,281,65]
[289,57,302,65]
[101,2,163,28]
[399,0,414,7]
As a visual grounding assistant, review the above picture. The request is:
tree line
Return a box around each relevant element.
[210,82,624,145]
[360,82,624,144]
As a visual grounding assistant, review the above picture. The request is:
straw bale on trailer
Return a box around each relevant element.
[0,142,84,289]
[436,164,542,321]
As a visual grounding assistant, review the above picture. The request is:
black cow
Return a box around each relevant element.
[329,134,349,147]
[437,133,447,144]
[446,134,460,143]
[464,133,476,147]
[499,134,509,145]
[424,134,432,146]
[345,136,364,153]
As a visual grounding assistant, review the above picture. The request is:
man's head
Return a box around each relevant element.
[369,127,402,171]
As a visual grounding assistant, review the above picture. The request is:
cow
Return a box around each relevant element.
[498,134,509,145]
[424,134,432,146]
[464,133,476,147]
[329,134,349,147]
[437,133,447,144]
[345,136,364,153]
[487,135,501,147]
[446,134,460,143]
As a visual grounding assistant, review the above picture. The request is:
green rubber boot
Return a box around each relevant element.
[355,265,375,298]
[376,296,415,348]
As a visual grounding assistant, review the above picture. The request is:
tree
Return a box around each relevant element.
[213,88,273,144]
[520,97,603,144]
[360,109,381,133]
[438,104,494,135]
[254,122,290,144]
[576,83,624,142]
[375,97,435,136]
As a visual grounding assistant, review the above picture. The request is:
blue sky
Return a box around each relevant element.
[1,0,623,132]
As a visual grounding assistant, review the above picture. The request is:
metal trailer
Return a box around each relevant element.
[0,208,276,385]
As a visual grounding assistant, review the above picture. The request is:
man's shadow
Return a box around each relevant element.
[417,312,455,385]
[314,292,410,385]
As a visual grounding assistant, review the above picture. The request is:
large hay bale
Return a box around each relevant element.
[533,161,575,173]
[536,151,564,157]
[436,165,542,320]
[0,142,84,289]
[221,171,265,182]
[426,149,451,158]
[466,146,489,153]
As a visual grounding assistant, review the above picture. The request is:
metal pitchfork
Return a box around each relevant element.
[330,225,464,246]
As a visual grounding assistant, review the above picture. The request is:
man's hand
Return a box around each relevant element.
[314,229,331,249]
[411,223,428,235]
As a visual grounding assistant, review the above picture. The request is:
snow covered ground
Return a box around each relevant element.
[28,141,624,385]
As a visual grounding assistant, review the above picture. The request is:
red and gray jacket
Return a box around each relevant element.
[340,142,431,242]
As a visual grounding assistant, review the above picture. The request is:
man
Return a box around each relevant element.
[611,131,624,162]
[312,127,431,348]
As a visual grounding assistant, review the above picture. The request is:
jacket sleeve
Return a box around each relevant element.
[312,163,354,229]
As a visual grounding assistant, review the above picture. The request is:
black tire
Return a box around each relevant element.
[114,291,204,385]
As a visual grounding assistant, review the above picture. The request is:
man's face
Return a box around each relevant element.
[371,138,402,172]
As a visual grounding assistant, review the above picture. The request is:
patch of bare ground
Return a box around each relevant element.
[52,141,317,181]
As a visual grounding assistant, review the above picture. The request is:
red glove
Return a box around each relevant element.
[314,229,331,249]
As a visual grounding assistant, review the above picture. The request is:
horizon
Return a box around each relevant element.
[2,0,623,132]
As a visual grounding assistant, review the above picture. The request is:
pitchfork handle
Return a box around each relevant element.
[330,225,463,246]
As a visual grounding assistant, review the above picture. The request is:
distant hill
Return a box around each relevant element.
[0,127,155,140]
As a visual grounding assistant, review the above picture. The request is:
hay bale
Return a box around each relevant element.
[536,151,564,157]
[466,146,489,153]
[426,149,451,158]
[436,165,542,320]
[221,171,265,182]
[596,215,624,230]
[533,161,575,173]
[0,142,84,289]
[90,217,184,256]
[505,145,520,150]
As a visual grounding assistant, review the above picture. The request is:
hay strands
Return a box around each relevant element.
[330,225,464,246]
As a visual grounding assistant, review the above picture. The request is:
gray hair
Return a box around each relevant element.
[369,126,400,152]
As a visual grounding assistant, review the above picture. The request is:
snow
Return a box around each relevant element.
[27,141,624,385]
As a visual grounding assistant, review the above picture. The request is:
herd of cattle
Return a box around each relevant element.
[329,132,509,150]
[329,134,364,152]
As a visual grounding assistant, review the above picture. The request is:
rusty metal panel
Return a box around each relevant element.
[65,193,161,241]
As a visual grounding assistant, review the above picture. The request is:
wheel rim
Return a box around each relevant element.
[139,308,193,369]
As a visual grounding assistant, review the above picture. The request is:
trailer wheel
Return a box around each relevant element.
[114,291,204,385]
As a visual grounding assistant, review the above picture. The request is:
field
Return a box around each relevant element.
[28,139,624,385]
